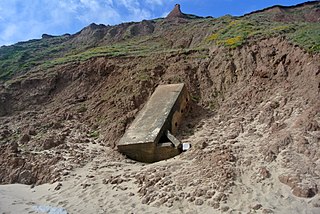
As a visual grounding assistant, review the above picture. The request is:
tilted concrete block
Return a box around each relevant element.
[117,83,190,162]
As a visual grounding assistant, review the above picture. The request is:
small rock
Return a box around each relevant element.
[20,134,30,143]
[159,192,167,198]
[52,121,64,129]
[28,127,37,136]
[213,192,226,202]
[188,196,195,202]
[305,120,319,132]
[153,201,161,207]
[243,159,251,166]
[128,192,135,196]
[208,200,220,209]
[166,201,173,207]
[110,177,123,185]
[178,192,185,198]
[262,208,274,214]
[195,198,204,206]
[7,142,18,153]
[205,190,215,199]
[252,203,263,210]
[159,197,168,204]
[227,132,239,140]
[141,196,150,204]
[54,183,62,191]
[278,174,301,189]
[102,178,108,184]
[248,128,256,134]
[118,186,128,191]
[0,128,11,139]
[221,206,229,212]
[63,113,73,120]
[18,170,35,185]
[198,140,208,149]
[292,184,317,198]
[81,183,91,189]
[194,188,206,197]
[42,136,56,150]
[66,165,73,171]
[258,167,270,179]
[61,170,70,176]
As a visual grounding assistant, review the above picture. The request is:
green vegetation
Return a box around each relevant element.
[137,70,150,81]
[77,105,87,113]
[206,17,319,51]
[0,5,319,82]
[88,131,99,138]
[41,37,172,69]
[191,94,200,102]
[0,36,72,81]
[207,19,300,48]
[290,23,320,52]
[207,19,256,48]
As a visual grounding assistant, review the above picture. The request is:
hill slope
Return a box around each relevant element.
[0,2,319,82]
[0,2,320,213]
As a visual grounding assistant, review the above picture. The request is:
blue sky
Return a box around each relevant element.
[0,0,311,46]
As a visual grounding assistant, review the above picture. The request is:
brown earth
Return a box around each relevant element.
[166,4,187,19]
[0,37,319,209]
[0,2,320,213]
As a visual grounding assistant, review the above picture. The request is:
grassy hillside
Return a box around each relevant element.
[0,2,319,82]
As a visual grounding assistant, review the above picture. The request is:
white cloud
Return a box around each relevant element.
[58,0,80,13]
[107,0,115,6]
[80,0,100,10]
[0,0,172,45]
[145,0,166,6]
[1,25,18,42]
[114,0,153,21]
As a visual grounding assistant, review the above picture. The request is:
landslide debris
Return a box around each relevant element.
[0,2,319,212]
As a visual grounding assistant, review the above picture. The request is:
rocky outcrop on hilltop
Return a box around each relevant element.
[166,4,187,19]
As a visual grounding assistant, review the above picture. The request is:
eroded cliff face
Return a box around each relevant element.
[0,37,319,206]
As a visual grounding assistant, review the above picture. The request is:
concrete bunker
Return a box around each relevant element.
[117,83,190,163]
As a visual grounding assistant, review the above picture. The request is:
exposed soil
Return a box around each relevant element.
[166,4,187,19]
[0,35,319,213]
